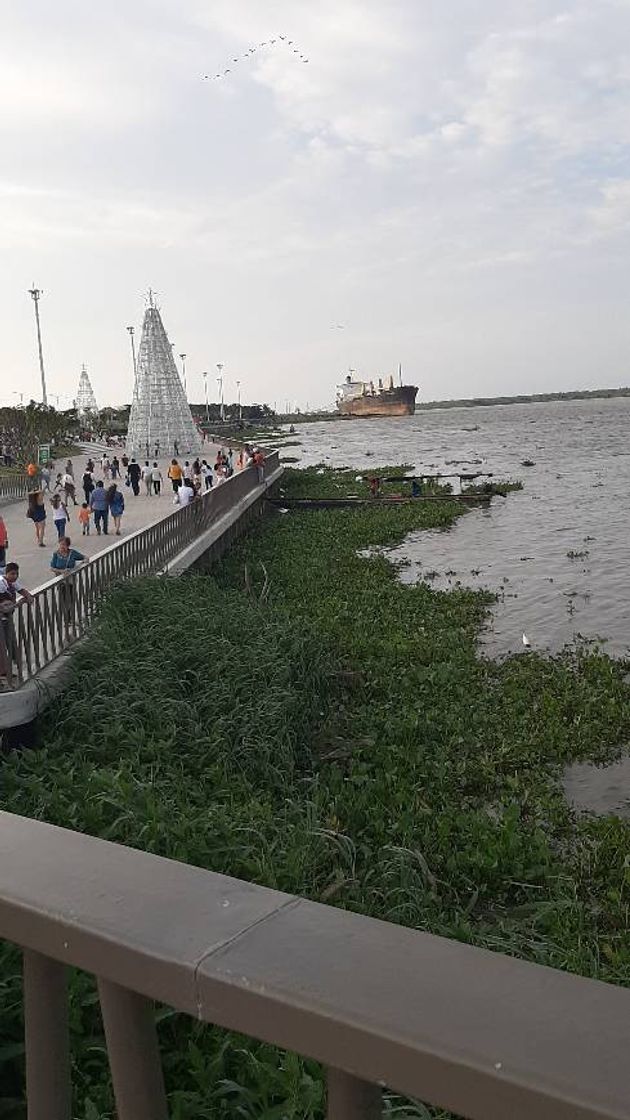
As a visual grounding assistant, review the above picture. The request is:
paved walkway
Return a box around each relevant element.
[0,446,228,591]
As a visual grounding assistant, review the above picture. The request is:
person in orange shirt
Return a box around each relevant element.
[78,503,91,536]
[167,459,183,493]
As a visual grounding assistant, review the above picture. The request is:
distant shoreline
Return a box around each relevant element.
[416,386,630,411]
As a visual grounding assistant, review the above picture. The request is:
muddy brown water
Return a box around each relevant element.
[289,397,630,660]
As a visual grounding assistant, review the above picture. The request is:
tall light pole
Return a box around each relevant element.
[202,372,209,423]
[236,379,242,421]
[28,285,48,406]
[126,325,137,384]
[216,363,224,422]
[179,353,187,395]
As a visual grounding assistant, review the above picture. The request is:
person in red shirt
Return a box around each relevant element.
[0,515,7,571]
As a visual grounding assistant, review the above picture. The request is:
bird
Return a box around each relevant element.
[203,35,310,85]
[522,633,531,648]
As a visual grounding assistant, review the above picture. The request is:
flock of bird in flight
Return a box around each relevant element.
[203,35,309,82]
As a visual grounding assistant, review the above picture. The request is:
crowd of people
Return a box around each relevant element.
[0,442,267,688]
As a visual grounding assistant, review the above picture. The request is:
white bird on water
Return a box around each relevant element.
[522,633,531,648]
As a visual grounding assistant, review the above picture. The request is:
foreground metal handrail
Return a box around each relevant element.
[0,472,30,503]
[1,453,279,687]
[0,810,628,1120]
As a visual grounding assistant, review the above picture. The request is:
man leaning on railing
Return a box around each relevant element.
[50,537,90,636]
[0,563,34,691]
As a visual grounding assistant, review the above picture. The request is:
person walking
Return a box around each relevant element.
[201,460,213,490]
[107,484,125,535]
[90,480,109,535]
[40,463,51,492]
[142,461,153,496]
[151,462,163,496]
[253,448,266,484]
[0,514,7,573]
[62,470,78,506]
[26,490,47,547]
[86,457,95,473]
[121,453,129,472]
[82,468,95,505]
[111,456,120,479]
[127,458,141,496]
[65,459,74,479]
[79,502,91,536]
[50,493,69,540]
[168,458,183,493]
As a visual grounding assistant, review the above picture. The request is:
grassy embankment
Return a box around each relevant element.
[0,466,629,1118]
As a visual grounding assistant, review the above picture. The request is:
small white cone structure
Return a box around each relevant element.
[75,364,98,416]
[126,300,200,458]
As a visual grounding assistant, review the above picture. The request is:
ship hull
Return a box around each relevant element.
[337,386,418,418]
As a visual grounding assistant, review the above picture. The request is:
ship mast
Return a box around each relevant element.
[398,362,402,387]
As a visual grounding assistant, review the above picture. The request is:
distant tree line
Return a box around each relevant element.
[416,387,630,410]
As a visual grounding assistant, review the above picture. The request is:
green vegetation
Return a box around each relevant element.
[0,403,81,468]
[1,466,629,1117]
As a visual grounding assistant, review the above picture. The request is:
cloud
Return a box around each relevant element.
[2,0,630,407]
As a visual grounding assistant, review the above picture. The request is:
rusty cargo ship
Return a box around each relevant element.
[336,372,418,417]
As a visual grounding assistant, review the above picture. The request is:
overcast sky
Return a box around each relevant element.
[2,0,630,410]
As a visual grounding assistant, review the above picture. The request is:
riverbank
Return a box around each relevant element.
[0,466,629,1116]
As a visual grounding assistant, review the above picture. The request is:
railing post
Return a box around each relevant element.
[98,979,168,1120]
[23,950,71,1120]
[327,1068,382,1119]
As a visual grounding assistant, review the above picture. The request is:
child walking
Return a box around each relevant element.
[79,502,91,536]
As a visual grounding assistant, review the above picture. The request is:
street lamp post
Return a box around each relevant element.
[202,372,209,423]
[28,285,48,406]
[126,326,137,387]
[180,353,187,395]
[216,363,224,422]
[236,379,242,422]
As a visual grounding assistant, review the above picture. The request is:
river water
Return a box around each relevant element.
[286,397,630,660]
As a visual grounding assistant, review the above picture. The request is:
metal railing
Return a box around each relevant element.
[0,810,628,1120]
[0,453,279,688]
[0,471,30,502]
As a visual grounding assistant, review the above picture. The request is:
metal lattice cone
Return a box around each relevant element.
[75,365,98,416]
[126,305,200,458]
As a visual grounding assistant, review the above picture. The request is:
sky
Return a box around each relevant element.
[2,0,630,410]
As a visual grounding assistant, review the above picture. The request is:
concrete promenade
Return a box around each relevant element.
[0,446,226,590]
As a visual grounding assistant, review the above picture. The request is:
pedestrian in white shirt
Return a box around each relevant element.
[175,482,195,508]
[151,463,163,496]
[142,461,153,496]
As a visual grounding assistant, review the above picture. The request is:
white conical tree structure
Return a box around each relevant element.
[75,364,98,416]
[126,301,200,458]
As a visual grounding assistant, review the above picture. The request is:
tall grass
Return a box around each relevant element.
[0,466,628,1117]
